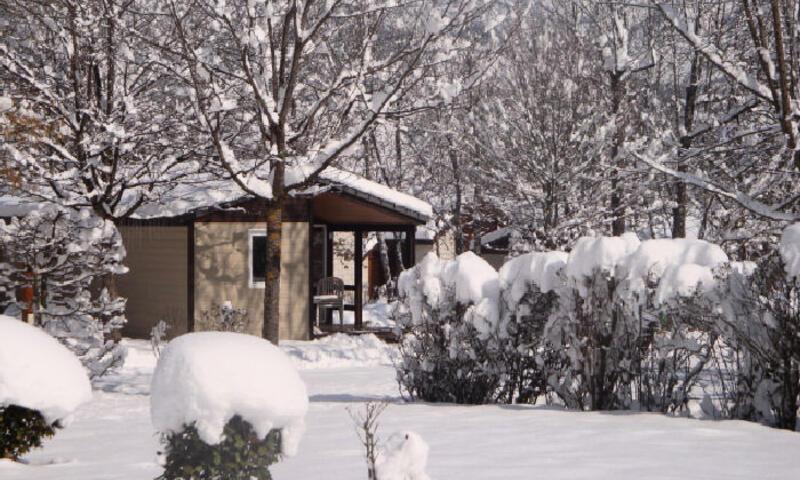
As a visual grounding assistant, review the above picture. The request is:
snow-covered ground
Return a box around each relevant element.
[3,336,800,479]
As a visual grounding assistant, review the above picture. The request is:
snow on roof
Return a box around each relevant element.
[480,227,514,246]
[150,332,308,455]
[0,315,92,424]
[0,168,433,222]
[780,223,800,278]
[317,168,433,221]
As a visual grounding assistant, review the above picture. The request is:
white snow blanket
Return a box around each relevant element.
[150,332,308,455]
[282,333,399,369]
[0,315,92,424]
[781,223,800,278]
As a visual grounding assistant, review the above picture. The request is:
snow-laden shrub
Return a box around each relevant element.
[395,252,503,404]
[0,316,92,460]
[157,416,281,480]
[0,205,127,377]
[496,251,567,403]
[543,234,642,410]
[543,235,727,412]
[619,239,728,414]
[376,431,431,480]
[712,240,800,430]
[151,332,308,479]
[0,405,57,460]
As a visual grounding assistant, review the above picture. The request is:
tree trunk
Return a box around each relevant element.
[262,159,286,344]
[262,198,283,344]
[673,52,701,238]
[610,73,626,236]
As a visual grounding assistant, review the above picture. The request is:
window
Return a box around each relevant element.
[249,229,267,288]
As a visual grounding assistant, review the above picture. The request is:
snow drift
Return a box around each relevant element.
[0,315,92,424]
[150,332,308,455]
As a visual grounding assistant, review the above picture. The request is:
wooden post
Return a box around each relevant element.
[187,219,195,332]
[403,226,415,268]
[354,229,363,330]
[325,229,334,324]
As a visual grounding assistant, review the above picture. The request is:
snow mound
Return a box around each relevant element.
[780,223,800,278]
[281,333,399,369]
[150,332,308,454]
[621,238,728,304]
[499,251,568,311]
[376,431,431,480]
[565,233,641,283]
[0,316,92,424]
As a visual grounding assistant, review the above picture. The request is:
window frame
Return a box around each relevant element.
[248,229,267,289]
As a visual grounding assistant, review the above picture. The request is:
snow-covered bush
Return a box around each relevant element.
[0,316,92,460]
[151,332,308,479]
[543,234,642,410]
[376,431,431,480]
[496,251,567,403]
[543,235,727,412]
[711,227,800,430]
[0,206,127,378]
[395,252,503,404]
[620,239,728,414]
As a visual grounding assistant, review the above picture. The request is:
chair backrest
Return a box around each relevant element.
[316,277,344,297]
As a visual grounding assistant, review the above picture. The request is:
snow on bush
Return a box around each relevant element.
[394,232,800,428]
[376,431,431,480]
[713,248,800,429]
[780,223,800,278]
[0,315,92,424]
[0,315,92,460]
[563,233,640,291]
[496,251,567,403]
[150,332,308,454]
[620,238,728,305]
[395,252,503,403]
[398,251,501,336]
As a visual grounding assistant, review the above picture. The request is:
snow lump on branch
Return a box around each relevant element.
[780,223,800,278]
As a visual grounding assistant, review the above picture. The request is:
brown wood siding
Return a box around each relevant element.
[118,226,189,339]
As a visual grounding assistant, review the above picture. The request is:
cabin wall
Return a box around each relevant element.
[118,225,189,339]
[415,230,457,262]
[194,221,309,340]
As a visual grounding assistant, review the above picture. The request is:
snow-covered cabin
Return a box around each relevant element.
[0,169,432,341]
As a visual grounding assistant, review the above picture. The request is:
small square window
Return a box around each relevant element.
[249,230,267,288]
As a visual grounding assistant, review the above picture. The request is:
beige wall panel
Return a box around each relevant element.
[194,221,309,340]
[118,226,188,339]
